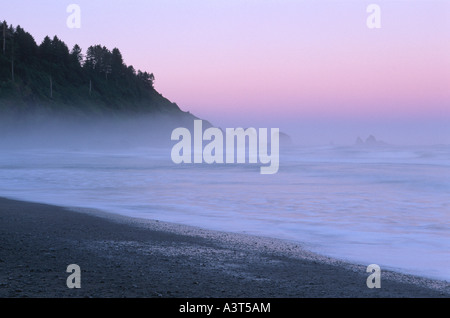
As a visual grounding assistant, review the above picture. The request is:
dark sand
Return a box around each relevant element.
[0,197,448,298]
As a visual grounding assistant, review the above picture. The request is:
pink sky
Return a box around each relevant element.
[3,0,450,144]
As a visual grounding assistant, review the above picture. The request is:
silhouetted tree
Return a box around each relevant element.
[14,26,37,64]
[70,44,83,67]
[137,71,155,88]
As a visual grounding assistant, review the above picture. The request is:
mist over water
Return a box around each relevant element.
[0,117,449,281]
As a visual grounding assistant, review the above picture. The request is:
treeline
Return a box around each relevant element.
[0,21,180,117]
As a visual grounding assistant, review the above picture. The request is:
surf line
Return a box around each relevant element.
[171,120,279,174]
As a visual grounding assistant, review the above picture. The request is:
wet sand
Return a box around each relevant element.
[0,197,448,298]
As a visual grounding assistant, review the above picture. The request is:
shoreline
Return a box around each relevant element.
[0,197,448,298]
[69,205,449,289]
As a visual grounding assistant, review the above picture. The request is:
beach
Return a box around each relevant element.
[0,197,448,298]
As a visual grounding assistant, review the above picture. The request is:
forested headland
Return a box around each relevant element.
[0,21,191,120]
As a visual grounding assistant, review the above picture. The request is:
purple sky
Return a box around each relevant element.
[3,0,450,144]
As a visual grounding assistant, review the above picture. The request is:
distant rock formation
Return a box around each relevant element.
[275,131,293,147]
[365,135,378,145]
[355,136,364,146]
[355,135,387,147]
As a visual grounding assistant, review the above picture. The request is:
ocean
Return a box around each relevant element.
[0,144,448,281]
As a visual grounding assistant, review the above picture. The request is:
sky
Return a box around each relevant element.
[2,0,450,145]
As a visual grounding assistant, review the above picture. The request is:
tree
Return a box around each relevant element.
[14,26,38,63]
[39,36,53,61]
[70,44,83,66]
[127,65,136,76]
[8,25,16,82]
[85,45,112,78]
[51,35,70,65]
[111,48,124,78]
[2,21,7,55]
[137,71,155,88]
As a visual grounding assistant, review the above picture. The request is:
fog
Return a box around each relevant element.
[0,112,204,150]
[205,115,450,147]
[1,107,448,151]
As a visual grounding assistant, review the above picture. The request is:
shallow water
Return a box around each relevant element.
[0,144,448,281]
